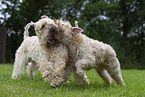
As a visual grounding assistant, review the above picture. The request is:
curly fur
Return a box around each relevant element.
[54,19,125,85]
[11,16,68,86]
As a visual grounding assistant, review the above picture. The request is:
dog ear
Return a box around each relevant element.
[41,15,48,18]
[72,27,84,35]
[75,21,78,27]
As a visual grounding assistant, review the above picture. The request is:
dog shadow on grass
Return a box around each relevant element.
[40,82,112,94]
[8,70,118,93]
[9,76,121,95]
[61,82,113,90]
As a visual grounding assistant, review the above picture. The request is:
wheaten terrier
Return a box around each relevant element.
[53,19,125,85]
[11,16,68,87]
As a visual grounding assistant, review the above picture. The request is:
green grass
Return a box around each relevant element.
[0,64,145,97]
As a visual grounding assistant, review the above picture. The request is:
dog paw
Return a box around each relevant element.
[51,85,59,88]
[42,70,50,78]
[62,81,70,85]
[86,79,90,85]
[50,82,60,88]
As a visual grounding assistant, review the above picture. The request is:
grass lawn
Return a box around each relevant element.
[0,64,145,97]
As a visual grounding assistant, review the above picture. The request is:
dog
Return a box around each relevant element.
[53,19,125,85]
[11,16,68,87]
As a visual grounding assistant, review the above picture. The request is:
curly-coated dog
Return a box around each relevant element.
[53,19,125,85]
[11,16,68,87]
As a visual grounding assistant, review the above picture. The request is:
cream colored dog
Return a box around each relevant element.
[11,16,68,87]
[53,19,125,85]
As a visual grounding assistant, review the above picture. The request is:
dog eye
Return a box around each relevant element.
[41,25,45,29]
[51,27,56,32]
[50,27,56,33]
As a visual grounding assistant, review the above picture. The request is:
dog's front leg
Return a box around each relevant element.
[50,59,66,87]
[39,61,53,80]
[74,59,94,85]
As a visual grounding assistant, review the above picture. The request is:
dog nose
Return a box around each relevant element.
[51,27,56,33]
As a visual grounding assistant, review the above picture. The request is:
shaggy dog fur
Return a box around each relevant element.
[53,19,125,85]
[11,16,68,86]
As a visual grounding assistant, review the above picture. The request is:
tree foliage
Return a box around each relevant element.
[0,0,144,68]
[117,0,145,65]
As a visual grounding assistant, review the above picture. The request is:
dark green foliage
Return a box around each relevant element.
[0,0,144,68]
[117,0,145,66]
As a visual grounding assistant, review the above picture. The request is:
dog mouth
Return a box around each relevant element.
[46,27,58,46]
[47,39,55,46]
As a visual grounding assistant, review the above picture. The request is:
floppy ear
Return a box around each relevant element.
[33,23,36,28]
[72,27,84,35]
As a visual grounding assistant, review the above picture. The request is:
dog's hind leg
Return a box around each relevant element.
[11,48,28,79]
[26,61,38,79]
[95,67,112,85]
[106,58,125,85]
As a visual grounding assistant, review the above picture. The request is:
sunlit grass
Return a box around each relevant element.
[0,64,145,97]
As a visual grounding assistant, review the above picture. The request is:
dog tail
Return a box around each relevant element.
[24,21,34,39]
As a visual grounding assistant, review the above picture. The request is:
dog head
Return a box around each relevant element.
[53,19,84,45]
[34,16,59,47]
